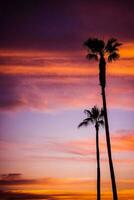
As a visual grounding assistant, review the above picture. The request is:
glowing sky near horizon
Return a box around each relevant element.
[0,0,134,199]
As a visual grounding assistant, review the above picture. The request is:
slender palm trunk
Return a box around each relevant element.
[95,124,100,200]
[101,87,118,200]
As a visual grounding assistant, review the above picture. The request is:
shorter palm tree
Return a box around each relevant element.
[78,106,104,200]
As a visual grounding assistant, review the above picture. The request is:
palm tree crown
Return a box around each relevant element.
[84,38,122,62]
[78,106,104,128]
[83,38,121,199]
[78,106,104,200]
[84,38,122,89]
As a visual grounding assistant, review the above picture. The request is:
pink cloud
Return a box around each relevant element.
[44,129,134,156]
[0,130,134,164]
[0,45,134,112]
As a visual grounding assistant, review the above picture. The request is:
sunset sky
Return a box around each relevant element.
[0,0,134,199]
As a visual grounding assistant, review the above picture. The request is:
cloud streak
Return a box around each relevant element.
[0,175,134,200]
[1,173,134,190]
[0,129,134,164]
[0,43,134,112]
[0,173,36,185]
[0,189,134,200]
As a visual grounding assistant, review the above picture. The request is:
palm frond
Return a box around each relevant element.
[112,42,122,49]
[108,52,120,62]
[78,106,104,129]
[98,120,105,127]
[84,38,105,53]
[78,121,89,128]
[86,53,98,61]
[84,109,92,117]
[99,108,104,119]
[91,106,100,119]
[105,38,117,51]
[105,38,122,53]
[83,117,94,124]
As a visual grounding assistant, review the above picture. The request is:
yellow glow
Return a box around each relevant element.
[5,188,134,200]
[108,65,134,76]
[120,43,134,58]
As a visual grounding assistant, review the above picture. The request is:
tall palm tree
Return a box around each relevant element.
[84,38,122,200]
[78,106,104,200]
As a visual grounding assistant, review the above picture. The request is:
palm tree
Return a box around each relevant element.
[84,38,122,200]
[78,106,104,200]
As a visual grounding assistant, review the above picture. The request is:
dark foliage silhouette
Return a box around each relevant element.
[84,38,122,200]
[78,106,104,200]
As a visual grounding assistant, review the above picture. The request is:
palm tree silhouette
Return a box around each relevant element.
[84,38,122,200]
[78,106,104,200]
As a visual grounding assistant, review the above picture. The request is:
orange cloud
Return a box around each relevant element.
[1,173,134,191]
[0,43,134,111]
[1,189,134,200]
[0,42,134,77]
[120,43,134,59]
[0,175,134,199]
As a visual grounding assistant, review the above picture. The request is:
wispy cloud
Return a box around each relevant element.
[1,173,134,189]
[0,189,134,200]
[0,130,134,164]
[0,174,134,199]
[0,173,36,185]
[0,44,134,112]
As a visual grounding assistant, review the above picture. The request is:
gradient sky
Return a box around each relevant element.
[0,0,134,199]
